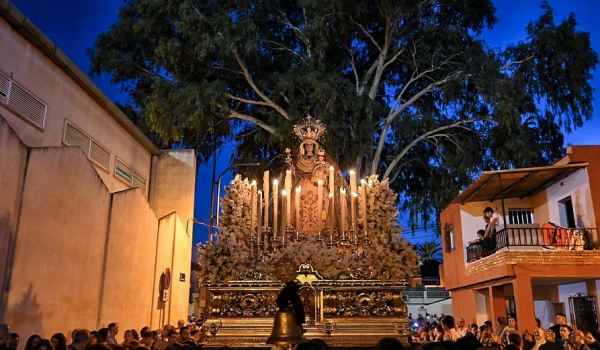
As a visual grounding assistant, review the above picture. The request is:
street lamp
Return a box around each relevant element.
[209,162,260,241]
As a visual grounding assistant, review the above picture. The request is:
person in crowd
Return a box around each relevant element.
[51,334,66,350]
[24,335,42,350]
[8,333,19,350]
[495,316,507,336]
[441,316,460,342]
[558,325,574,349]
[159,326,171,342]
[507,333,522,350]
[373,337,403,350]
[97,330,108,344]
[572,330,591,350]
[139,331,153,348]
[66,330,89,350]
[564,339,578,350]
[549,313,568,342]
[166,331,178,346]
[531,328,558,350]
[456,318,469,337]
[176,321,185,331]
[583,330,600,350]
[88,332,99,347]
[33,340,54,350]
[129,331,139,343]
[178,328,192,345]
[470,324,479,338]
[433,325,444,342]
[501,316,519,342]
[107,324,119,345]
[455,335,481,350]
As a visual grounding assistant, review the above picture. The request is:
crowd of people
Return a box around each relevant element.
[0,320,206,350]
[2,312,600,350]
[407,313,600,350]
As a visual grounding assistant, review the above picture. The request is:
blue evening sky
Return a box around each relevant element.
[10,0,600,256]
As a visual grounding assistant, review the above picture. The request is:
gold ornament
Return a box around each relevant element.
[293,116,326,141]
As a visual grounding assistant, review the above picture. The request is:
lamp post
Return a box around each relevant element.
[209,162,260,242]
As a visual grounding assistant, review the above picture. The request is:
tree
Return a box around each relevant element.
[89,0,598,229]
[417,241,442,262]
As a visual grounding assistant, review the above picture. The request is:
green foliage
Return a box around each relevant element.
[89,0,598,229]
[417,241,442,262]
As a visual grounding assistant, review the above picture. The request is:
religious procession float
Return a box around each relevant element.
[198,116,420,348]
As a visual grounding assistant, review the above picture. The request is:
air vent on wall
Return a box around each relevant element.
[133,171,147,195]
[8,82,46,128]
[63,120,111,172]
[115,158,133,185]
[0,73,9,103]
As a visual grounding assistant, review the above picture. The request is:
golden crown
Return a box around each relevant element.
[293,116,326,141]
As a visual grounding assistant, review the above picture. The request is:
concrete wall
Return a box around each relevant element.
[3,146,111,337]
[0,116,195,340]
[0,115,28,321]
[0,15,152,193]
[546,168,596,229]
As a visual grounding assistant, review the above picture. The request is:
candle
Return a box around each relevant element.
[340,188,346,239]
[329,166,335,195]
[263,171,270,227]
[282,190,287,235]
[352,192,358,234]
[295,186,301,230]
[328,192,334,235]
[273,179,279,238]
[361,179,368,234]
[285,170,292,225]
[317,180,323,231]
[258,190,263,242]
[251,181,257,237]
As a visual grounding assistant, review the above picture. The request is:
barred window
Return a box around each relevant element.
[444,223,455,252]
[0,72,47,129]
[508,208,535,224]
[62,120,111,171]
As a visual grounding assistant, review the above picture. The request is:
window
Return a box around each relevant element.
[444,223,455,252]
[508,208,535,224]
[115,157,147,195]
[0,72,47,129]
[62,120,111,171]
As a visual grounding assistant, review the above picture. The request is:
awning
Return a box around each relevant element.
[451,163,588,205]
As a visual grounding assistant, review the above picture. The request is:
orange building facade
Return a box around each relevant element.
[440,146,600,333]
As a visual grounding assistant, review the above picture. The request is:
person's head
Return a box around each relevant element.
[8,333,19,349]
[484,320,493,329]
[50,334,66,350]
[441,315,455,331]
[564,338,576,350]
[507,333,521,346]
[560,325,573,339]
[0,325,9,345]
[130,330,139,342]
[535,318,541,328]
[179,327,190,342]
[140,331,153,347]
[457,318,465,328]
[25,335,42,350]
[303,141,316,155]
[470,324,478,335]
[508,316,517,328]
[533,328,546,343]
[34,339,54,350]
[167,331,178,344]
[556,313,567,325]
[123,331,132,343]
[177,320,185,329]
[583,330,598,345]
[72,330,90,349]
[161,325,171,338]
[97,329,109,344]
[572,330,586,346]
[373,337,402,350]
[456,335,482,350]
[108,324,119,337]
[89,332,99,346]
[483,207,494,217]
[496,316,506,326]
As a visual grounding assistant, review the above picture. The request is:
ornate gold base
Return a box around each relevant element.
[202,265,411,348]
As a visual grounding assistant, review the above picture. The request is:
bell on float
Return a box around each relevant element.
[266,307,307,347]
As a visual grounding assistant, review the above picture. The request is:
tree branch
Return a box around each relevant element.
[345,13,382,52]
[232,51,290,120]
[219,104,278,135]
[383,117,491,179]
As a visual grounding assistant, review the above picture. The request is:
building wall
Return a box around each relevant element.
[0,15,152,193]
[545,168,596,229]
[98,189,158,331]
[3,146,111,338]
[561,146,600,230]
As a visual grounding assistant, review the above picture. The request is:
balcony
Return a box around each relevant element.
[466,226,599,263]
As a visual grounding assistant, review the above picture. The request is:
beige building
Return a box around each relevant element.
[0,1,196,340]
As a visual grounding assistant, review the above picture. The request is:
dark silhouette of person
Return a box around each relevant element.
[276,281,306,326]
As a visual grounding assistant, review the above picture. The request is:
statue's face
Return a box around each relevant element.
[304,142,315,154]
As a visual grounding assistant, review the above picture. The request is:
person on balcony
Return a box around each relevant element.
[484,207,502,237]
[468,230,485,260]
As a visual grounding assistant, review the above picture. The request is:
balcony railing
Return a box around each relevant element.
[466,226,599,263]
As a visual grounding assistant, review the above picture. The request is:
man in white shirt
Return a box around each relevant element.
[456,318,469,337]
[483,207,503,237]
[442,315,460,342]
